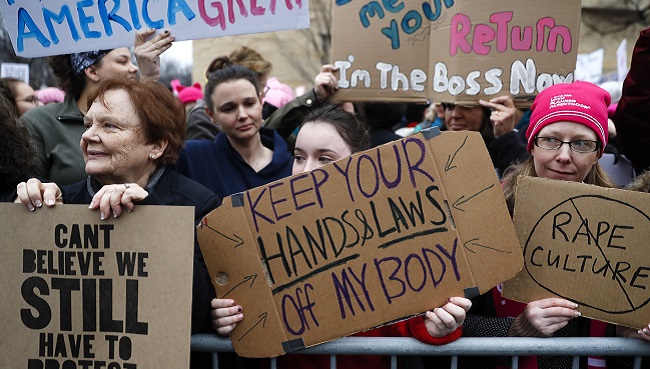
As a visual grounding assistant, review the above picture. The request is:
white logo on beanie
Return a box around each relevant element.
[549,93,591,110]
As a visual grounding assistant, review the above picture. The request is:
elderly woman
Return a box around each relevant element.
[176,59,293,199]
[16,77,220,340]
[20,29,174,186]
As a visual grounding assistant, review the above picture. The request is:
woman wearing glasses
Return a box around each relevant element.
[460,82,650,369]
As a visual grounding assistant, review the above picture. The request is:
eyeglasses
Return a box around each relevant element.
[534,136,600,153]
[19,95,40,104]
[441,102,474,111]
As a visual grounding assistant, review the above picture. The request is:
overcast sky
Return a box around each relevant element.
[162,40,192,67]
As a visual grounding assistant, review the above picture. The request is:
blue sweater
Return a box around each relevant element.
[176,128,293,199]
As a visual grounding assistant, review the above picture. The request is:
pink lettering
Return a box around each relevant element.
[511,26,533,51]
[450,13,472,56]
[449,12,573,56]
[473,24,495,55]
[199,0,226,29]
[490,11,513,52]
[228,0,249,24]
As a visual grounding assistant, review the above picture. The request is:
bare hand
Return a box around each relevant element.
[523,298,580,336]
[210,298,244,336]
[617,323,650,342]
[314,64,339,102]
[88,183,148,220]
[15,178,63,211]
[134,29,174,83]
[480,96,518,138]
[424,297,472,338]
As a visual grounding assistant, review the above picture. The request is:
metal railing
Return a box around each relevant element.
[191,335,650,369]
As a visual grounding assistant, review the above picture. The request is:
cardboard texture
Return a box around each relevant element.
[503,176,650,329]
[330,0,581,104]
[0,203,195,368]
[197,130,524,358]
[0,0,310,57]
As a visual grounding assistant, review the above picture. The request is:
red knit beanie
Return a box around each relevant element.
[526,81,610,155]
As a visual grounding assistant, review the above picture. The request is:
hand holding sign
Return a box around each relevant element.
[15,178,63,211]
[211,298,244,336]
[134,29,175,83]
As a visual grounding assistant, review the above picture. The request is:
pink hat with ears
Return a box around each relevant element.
[177,83,203,104]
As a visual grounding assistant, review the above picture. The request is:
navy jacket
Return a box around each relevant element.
[176,127,293,199]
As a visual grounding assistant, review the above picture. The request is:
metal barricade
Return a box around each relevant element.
[191,335,650,369]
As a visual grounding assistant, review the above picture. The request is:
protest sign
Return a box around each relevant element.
[503,176,650,329]
[330,0,581,104]
[197,129,524,358]
[1,62,29,83]
[0,203,195,368]
[0,0,310,57]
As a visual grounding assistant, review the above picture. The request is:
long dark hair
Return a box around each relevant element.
[300,104,371,154]
[0,94,37,193]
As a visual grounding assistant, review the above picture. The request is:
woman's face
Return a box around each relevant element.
[209,79,263,143]
[93,48,138,81]
[81,89,161,185]
[532,121,600,182]
[292,121,352,175]
[14,82,42,116]
[445,104,484,132]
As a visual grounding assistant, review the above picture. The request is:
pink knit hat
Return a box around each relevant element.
[526,81,610,155]
[177,83,203,104]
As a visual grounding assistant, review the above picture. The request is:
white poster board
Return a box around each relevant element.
[1,62,29,83]
[0,0,310,57]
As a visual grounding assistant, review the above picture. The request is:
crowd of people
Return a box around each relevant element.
[2,25,650,369]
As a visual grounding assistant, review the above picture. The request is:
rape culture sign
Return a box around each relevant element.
[0,0,310,57]
[198,130,524,358]
[504,177,650,329]
[331,0,580,104]
[0,204,195,368]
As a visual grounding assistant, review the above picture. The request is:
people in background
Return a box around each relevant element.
[0,93,37,200]
[177,82,204,116]
[36,87,66,105]
[443,95,528,177]
[0,77,42,116]
[176,59,292,199]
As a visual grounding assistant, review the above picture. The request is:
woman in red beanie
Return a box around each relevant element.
[461,81,650,369]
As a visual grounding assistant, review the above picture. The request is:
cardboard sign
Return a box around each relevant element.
[330,0,580,104]
[197,129,524,358]
[0,0,310,57]
[503,176,650,329]
[0,203,195,368]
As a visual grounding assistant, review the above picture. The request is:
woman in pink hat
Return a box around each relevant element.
[462,81,649,369]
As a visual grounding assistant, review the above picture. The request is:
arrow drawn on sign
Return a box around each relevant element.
[452,184,495,212]
[445,135,469,172]
[221,274,258,298]
[200,220,244,248]
[463,238,511,254]
[238,312,268,342]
